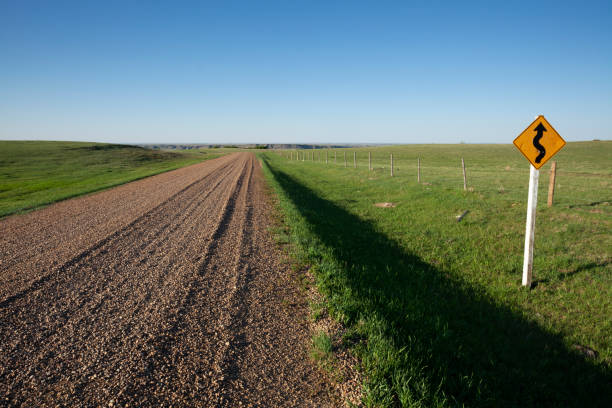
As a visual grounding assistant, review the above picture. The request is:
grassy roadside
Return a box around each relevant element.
[259,144,611,407]
[0,141,224,218]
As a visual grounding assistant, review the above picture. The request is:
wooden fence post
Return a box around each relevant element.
[390,153,394,177]
[344,151,347,167]
[548,161,557,207]
[354,152,356,168]
[462,157,467,191]
[369,152,372,170]
[417,157,421,183]
[334,151,337,164]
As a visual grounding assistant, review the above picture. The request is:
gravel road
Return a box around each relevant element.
[0,153,335,407]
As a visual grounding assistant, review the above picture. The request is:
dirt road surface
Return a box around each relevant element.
[0,153,336,407]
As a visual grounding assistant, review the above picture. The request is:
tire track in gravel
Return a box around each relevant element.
[0,158,240,374]
[0,156,244,405]
[0,153,337,407]
[0,158,237,310]
[0,154,238,298]
[112,152,254,406]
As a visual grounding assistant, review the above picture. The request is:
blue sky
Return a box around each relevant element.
[1,0,611,144]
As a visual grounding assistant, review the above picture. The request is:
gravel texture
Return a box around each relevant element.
[0,153,336,407]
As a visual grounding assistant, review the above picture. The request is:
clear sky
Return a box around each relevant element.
[1,0,611,144]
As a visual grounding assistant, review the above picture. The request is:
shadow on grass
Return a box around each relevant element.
[534,261,611,287]
[568,200,611,209]
[264,159,611,407]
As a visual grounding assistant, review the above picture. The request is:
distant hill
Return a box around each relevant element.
[139,143,388,150]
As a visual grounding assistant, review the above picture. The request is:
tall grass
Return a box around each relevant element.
[260,142,611,407]
[0,141,222,218]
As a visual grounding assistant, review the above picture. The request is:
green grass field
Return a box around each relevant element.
[0,141,223,218]
[260,141,611,407]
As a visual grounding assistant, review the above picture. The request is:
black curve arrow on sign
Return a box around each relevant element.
[533,122,547,163]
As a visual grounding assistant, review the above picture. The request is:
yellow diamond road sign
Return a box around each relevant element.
[513,115,566,169]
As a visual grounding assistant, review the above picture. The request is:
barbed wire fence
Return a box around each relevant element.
[274,148,568,207]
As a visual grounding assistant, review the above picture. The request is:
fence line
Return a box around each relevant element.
[275,149,562,202]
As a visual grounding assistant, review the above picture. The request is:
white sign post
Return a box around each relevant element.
[522,164,539,287]
[514,115,565,288]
